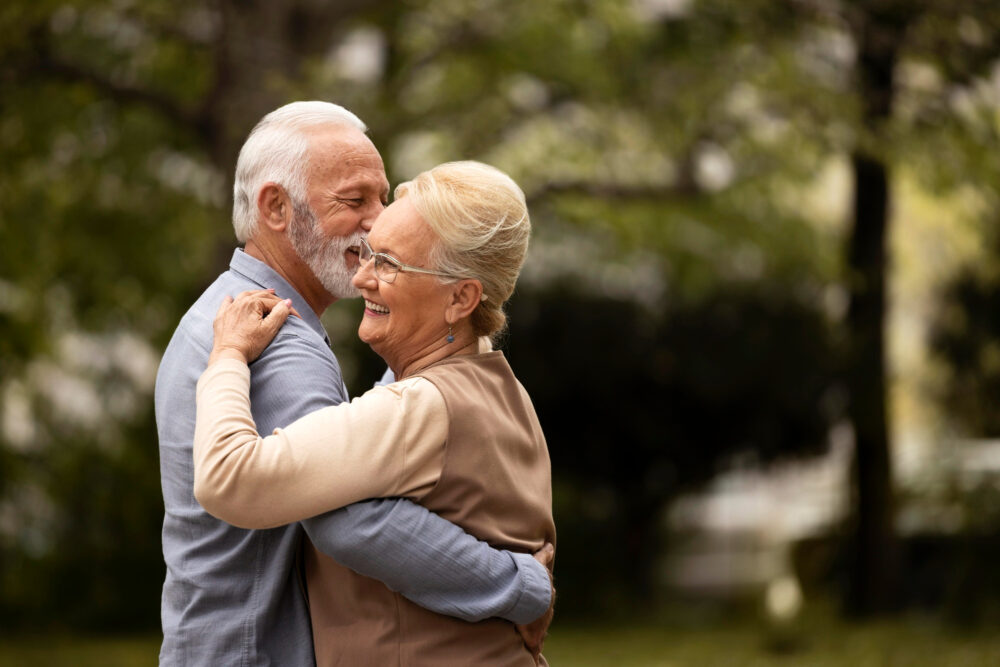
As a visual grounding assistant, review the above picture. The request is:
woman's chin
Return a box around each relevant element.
[357,325,382,348]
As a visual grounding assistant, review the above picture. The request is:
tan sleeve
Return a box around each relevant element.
[193,358,447,529]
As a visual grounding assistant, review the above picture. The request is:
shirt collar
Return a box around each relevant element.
[229,248,330,345]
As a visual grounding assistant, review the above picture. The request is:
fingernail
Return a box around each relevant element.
[267,288,276,292]
[284,299,292,307]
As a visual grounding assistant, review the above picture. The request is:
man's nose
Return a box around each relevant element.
[360,200,385,232]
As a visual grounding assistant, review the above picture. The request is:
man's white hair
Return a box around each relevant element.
[232,101,367,242]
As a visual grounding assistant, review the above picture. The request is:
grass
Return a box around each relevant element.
[2,606,999,666]
[543,618,1000,666]
[0,635,158,667]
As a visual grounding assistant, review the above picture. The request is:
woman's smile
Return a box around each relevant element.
[364,299,389,315]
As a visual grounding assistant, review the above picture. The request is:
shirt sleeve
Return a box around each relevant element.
[374,365,396,387]
[193,359,446,528]
[303,500,552,624]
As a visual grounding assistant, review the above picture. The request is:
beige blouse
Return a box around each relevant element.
[193,358,448,528]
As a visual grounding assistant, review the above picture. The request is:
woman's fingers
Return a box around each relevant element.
[230,289,278,312]
[210,291,296,364]
[219,291,299,322]
[237,297,292,362]
[214,295,235,319]
[233,289,272,301]
[261,299,293,339]
[227,290,289,310]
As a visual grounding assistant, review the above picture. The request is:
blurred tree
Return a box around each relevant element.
[0,0,844,626]
[580,0,1000,617]
[503,283,842,611]
[1,0,396,628]
[4,0,1000,629]
[832,0,1000,617]
[929,224,1000,437]
[839,0,908,619]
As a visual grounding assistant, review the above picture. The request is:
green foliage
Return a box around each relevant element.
[929,228,1000,437]
[2,0,1000,631]
[1,1,226,632]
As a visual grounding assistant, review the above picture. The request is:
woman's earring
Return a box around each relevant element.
[446,324,455,344]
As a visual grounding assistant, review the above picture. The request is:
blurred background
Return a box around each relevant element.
[3,0,1000,664]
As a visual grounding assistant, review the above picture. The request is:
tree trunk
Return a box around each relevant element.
[845,152,898,615]
[843,6,905,617]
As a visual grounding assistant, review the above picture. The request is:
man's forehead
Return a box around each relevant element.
[307,126,382,161]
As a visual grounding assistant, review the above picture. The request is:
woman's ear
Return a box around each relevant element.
[444,279,483,324]
[257,183,292,232]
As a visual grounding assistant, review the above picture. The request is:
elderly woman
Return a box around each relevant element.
[193,161,554,666]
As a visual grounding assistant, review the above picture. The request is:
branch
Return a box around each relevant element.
[115,5,220,47]
[38,55,207,135]
[12,22,208,136]
[525,181,697,207]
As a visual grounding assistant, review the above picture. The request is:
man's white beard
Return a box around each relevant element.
[288,202,362,300]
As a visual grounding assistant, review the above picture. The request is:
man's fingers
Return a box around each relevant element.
[534,543,555,571]
[518,543,556,662]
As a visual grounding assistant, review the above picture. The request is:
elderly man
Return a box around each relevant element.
[155,101,552,666]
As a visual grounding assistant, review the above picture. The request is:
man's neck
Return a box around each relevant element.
[244,239,334,316]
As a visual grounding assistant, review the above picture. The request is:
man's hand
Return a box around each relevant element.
[517,542,555,664]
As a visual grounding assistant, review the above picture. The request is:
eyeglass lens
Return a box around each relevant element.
[359,239,400,283]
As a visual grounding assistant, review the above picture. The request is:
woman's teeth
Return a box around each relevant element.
[365,299,389,314]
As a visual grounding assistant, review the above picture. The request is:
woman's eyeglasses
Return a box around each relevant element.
[358,238,461,284]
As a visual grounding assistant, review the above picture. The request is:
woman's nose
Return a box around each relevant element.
[353,256,377,288]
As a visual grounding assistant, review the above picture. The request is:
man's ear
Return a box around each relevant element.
[445,279,484,324]
[257,183,292,232]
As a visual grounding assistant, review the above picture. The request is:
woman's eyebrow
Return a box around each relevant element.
[374,245,400,258]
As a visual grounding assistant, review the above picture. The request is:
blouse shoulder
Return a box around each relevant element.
[357,374,446,412]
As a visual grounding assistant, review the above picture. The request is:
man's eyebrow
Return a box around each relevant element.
[331,178,384,195]
[354,174,389,188]
[329,187,366,197]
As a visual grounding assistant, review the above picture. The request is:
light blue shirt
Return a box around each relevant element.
[155,249,550,666]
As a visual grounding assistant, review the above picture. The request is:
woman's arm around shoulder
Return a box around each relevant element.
[193,361,447,528]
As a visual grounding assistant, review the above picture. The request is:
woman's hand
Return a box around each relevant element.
[208,290,298,365]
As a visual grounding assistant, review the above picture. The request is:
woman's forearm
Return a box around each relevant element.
[193,358,445,528]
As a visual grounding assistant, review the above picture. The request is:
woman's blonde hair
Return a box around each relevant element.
[395,161,530,340]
